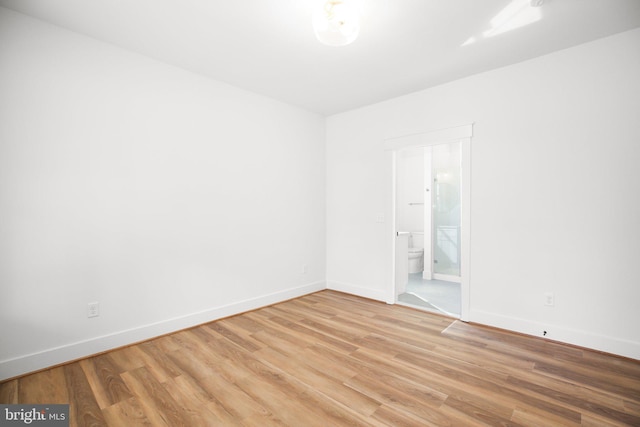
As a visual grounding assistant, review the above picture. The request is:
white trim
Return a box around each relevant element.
[470,309,640,360]
[327,280,391,303]
[387,151,399,304]
[383,124,473,151]
[460,137,471,321]
[0,281,326,381]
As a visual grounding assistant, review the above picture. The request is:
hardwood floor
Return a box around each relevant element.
[1,290,639,426]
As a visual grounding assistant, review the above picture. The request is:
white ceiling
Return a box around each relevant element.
[1,0,639,116]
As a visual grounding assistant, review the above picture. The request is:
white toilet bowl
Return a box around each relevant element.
[408,247,424,273]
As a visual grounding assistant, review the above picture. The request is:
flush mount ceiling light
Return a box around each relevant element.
[312,0,361,46]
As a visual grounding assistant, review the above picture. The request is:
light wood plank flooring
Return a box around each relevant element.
[1,290,639,426]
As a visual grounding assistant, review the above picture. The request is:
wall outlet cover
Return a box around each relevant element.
[88,302,100,318]
[544,292,554,307]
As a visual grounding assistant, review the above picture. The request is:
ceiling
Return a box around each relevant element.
[1,0,639,116]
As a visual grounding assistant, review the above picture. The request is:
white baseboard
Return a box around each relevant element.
[326,280,392,303]
[433,273,461,283]
[470,309,640,360]
[0,281,326,381]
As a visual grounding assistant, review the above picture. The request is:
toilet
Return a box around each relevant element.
[408,232,424,273]
[408,247,424,273]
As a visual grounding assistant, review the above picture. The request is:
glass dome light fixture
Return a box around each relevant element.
[312,0,361,46]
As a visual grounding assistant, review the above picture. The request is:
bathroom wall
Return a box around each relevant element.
[0,7,326,380]
[326,28,640,359]
[396,147,424,238]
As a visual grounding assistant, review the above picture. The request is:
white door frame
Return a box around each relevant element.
[384,124,472,321]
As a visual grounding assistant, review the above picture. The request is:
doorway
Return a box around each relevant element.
[384,124,471,321]
[395,142,462,316]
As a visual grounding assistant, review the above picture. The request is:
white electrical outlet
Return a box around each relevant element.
[88,302,100,318]
[544,292,554,307]
[302,264,308,274]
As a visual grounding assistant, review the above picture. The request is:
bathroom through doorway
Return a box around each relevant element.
[385,124,471,320]
[396,142,462,316]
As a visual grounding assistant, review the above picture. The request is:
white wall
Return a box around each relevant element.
[326,28,640,359]
[0,7,326,380]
